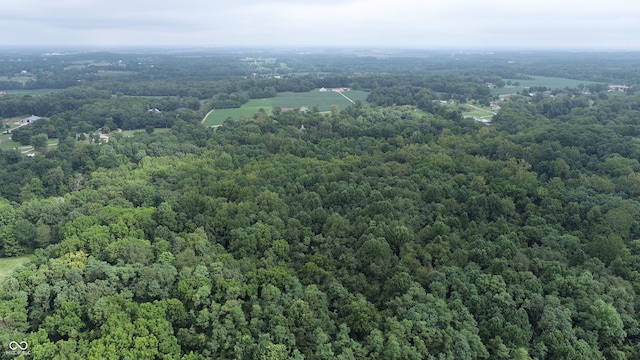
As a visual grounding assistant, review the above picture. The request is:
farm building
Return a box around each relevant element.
[21,115,41,124]
[608,85,630,92]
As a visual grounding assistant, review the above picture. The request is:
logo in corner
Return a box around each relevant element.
[6,341,30,356]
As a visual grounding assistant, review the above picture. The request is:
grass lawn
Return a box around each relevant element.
[0,116,27,150]
[492,87,528,96]
[0,256,31,281]
[0,136,21,150]
[458,103,496,118]
[0,120,59,153]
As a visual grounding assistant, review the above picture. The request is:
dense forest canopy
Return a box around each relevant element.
[1,48,640,359]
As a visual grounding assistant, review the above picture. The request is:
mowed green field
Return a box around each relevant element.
[273,90,369,109]
[0,136,20,150]
[458,104,496,118]
[0,116,28,150]
[117,128,172,137]
[203,90,369,126]
[0,256,31,281]
[3,89,61,96]
[203,98,273,126]
[491,75,601,95]
[0,116,59,152]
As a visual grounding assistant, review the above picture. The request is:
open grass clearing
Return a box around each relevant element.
[70,60,112,66]
[64,60,114,70]
[203,90,369,126]
[458,103,496,118]
[0,140,19,150]
[0,136,22,150]
[1,116,63,152]
[95,70,136,77]
[2,89,61,96]
[273,90,368,110]
[2,115,28,127]
[0,256,31,281]
[0,116,25,149]
[0,140,58,154]
[492,87,529,96]
[117,128,172,137]
[0,75,35,83]
[203,98,273,126]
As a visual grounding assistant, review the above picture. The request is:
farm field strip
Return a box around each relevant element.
[1,89,61,95]
[203,90,369,126]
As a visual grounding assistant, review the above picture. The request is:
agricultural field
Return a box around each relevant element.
[95,70,136,77]
[2,89,61,96]
[203,90,369,126]
[491,75,602,95]
[273,89,368,109]
[203,98,273,126]
[63,60,114,70]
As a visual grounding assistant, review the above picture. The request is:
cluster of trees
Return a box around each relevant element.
[1,89,204,147]
[0,88,113,119]
[3,50,640,95]
[363,74,494,108]
[1,80,640,358]
[0,51,254,90]
[1,49,640,359]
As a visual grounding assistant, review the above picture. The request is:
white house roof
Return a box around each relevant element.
[24,115,41,122]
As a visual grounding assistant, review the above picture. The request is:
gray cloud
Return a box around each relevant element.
[1,0,639,49]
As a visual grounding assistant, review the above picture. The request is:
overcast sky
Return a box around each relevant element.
[2,0,640,50]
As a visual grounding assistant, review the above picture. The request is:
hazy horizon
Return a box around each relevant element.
[2,0,640,50]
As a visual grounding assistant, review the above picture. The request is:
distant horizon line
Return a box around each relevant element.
[1,45,640,54]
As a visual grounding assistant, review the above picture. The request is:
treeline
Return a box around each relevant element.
[2,50,640,96]
[1,72,494,127]
[490,52,640,85]
[1,88,640,358]
[5,92,203,147]
[93,76,324,99]
[0,52,252,90]
[363,73,494,106]
[0,88,112,118]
